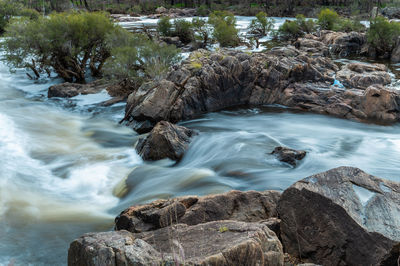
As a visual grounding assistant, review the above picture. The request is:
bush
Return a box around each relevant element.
[192,18,210,46]
[174,19,194,44]
[208,11,239,47]
[197,4,209,16]
[334,18,365,32]
[131,5,142,14]
[3,12,116,83]
[367,16,400,56]
[248,11,274,36]
[318,8,339,30]
[19,8,40,20]
[103,28,181,83]
[0,0,23,33]
[277,15,316,41]
[157,16,173,36]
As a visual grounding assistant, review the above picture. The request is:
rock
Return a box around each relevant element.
[161,36,184,47]
[381,6,400,19]
[277,166,400,266]
[123,48,400,128]
[69,221,284,266]
[318,30,366,57]
[336,62,391,89]
[294,38,328,56]
[68,230,162,266]
[155,6,167,13]
[115,190,281,233]
[135,121,196,161]
[48,80,110,98]
[271,146,306,167]
[391,37,400,63]
[135,221,284,266]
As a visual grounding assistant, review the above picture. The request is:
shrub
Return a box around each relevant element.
[277,15,316,41]
[197,4,209,16]
[367,16,400,56]
[318,8,339,30]
[157,16,173,36]
[248,11,274,36]
[3,12,116,83]
[0,0,23,33]
[192,18,210,46]
[103,28,181,83]
[131,5,142,14]
[174,19,194,44]
[208,11,239,47]
[278,20,303,40]
[334,18,365,32]
[295,14,316,34]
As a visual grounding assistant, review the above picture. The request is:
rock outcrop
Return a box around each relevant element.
[115,190,281,233]
[123,48,400,129]
[271,146,306,167]
[277,166,400,266]
[336,62,391,89]
[69,221,284,266]
[318,30,366,57]
[135,121,196,161]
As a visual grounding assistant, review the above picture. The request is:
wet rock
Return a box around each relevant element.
[68,230,161,266]
[271,146,306,167]
[319,30,366,57]
[277,166,400,266]
[48,80,111,98]
[135,121,196,161]
[381,6,400,19]
[115,190,281,233]
[336,62,391,89]
[69,221,284,266]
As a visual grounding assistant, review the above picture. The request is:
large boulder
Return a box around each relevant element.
[123,48,400,128]
[69,221,284,266]
[135,121,196,161]
[318,30,366,57]
[115,190,281,233]
[336,62,391,89]
[277,166,400,266]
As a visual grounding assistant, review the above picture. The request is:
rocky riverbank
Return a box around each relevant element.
[68,166,400,265]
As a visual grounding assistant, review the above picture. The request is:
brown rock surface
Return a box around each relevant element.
[115,190,281,233]
[271,146,307,167]
[135,121,196,161]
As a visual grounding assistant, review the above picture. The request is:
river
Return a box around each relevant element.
[1,17,400,265]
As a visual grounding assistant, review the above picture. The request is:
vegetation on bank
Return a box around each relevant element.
[3,11,180,84]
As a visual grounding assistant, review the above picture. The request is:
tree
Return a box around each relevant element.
[103,27,181,84]
[208,11,239,47]
[0,0,23,33]
[3,12,116,83]
[367,16,400,56]
[248,11,274,36]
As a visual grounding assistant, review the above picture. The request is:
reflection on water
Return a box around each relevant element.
[1,17,400,265]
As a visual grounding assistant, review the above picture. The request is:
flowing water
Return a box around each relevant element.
[1,17,400,265]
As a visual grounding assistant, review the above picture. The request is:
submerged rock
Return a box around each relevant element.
[277,166,400,266]
[69,221,284,266]
[271,146,306,167]
[115,190,281,233]
[336,62,391,89]
[135,121,196,161]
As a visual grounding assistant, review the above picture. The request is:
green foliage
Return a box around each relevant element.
[248,11,274,36]
[131,5,142,14]
[174,19,194,44]
[197,4,209,16]
[103,28,181,83]
[367,16,400,56]
[219,226,229,233]
[208,11,239,47]
[334,18,365,32]
[3,12,116,83]
[277,15,315,41]
[295,14,316,34]
[192,17,210,45]
[157,16,173,36]
[318,8,339,30]
[19,8,40,20]
[0,0,23,33]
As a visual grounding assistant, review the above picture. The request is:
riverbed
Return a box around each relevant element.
[1,17,400,265]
